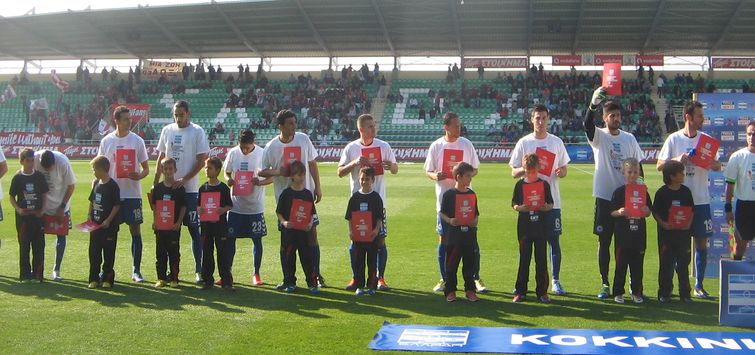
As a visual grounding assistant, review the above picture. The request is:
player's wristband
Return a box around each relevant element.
[724,203,732,213]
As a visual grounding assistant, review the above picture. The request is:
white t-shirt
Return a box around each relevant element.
[423,136,480,212]
[658,130,714,205]
[509,133,570,208]
[723,148,755,201]
[262,132,318,201]
[34,150,77,214]
[224,145,266,214]
[587,127,643,200]
[156,122,210,193]
[0,144,5,200]
[97,131,149,199]
[338,138,397,205]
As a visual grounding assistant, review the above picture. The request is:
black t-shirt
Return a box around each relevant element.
[610,185,652,250]
[440,188,479,245]
[344,190,384,230]
[652,184,694,238]
[150,182,187,225]
[276,187,317,237]
[9,170,49,212]
[511,178,553,239]
[199,181,233,236]
[89,178,121,224]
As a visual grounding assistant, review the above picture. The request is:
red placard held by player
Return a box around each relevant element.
[535,147,556,177]
[115,149,136,178]
[442,149,464,175]
[282,146,302,169]
[624,183,647,219]
[289,198,313,231]
[155,200,176,231]
[602,63,622,96]
[361,147,384,175]
[233,171,254,196]
[199,191,221,222]
[668,205,693,229]
[44,215,70,235]
[455,194,476,226]
[76,220,102,233]
[350,211,373,242]
[523,181,545,209]
[689,134,720,170]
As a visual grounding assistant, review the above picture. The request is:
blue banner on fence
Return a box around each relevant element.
[370,323,755,354]
[720,260,755,327]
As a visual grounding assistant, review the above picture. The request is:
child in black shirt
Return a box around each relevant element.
[439,162,480,302]
[511,153,554,303]
[9,148,49,282]
[149,157,187,288]
[87,156,121,288]
[344,167,384,296]
[198,157,233,291]
[609,158,652,303]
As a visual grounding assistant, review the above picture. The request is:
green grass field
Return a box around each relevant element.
[0,161,735,353]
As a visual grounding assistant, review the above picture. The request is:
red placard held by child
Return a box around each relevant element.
[233,171,254,196]
[76,220,102,233]
[455,194,476,226]
[44,215,70,235]
[289,198,313,231]
[668,205,693,229]
[361,147,384,175]
[602,63,622,96]
[199,192,221,222]
[442,149,464,175]
[689,134,720,170]
[282,146,302,169]
[523,181,545,209]
[350,211,373,242]
[115,149,136,178]
[155,200,176,231]
[624,183,647,219]
[535,147,556,177]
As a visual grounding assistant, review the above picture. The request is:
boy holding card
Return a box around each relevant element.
[511,154,554,303]
[657,100,722,299]
[198,157,233,291]
[652,160,695,303]
[344,167,384,296]
[439,162,480,302]
[9,148,48,282]
[275,160,319,294]
[609,158,652,303]
[86,156,121,289]
[149,157,187,288]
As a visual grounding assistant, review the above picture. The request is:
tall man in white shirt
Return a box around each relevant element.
[584,87,643,299]
[657,100,722,299]
[510,104,570,295]
[97,106,150,282]
[724,121,755,260]
[0,143,8,251]
[424,112,487,293]
[338,114,398,290]
[154,100,210,283]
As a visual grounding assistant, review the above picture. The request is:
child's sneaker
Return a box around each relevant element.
[552,279,566,295]
[194,273,202,284]
[614,295,625,304]
[309,286,320,294]
[154,280,167,288]
[169,281,179,288]
[252,274,263,286]
[367,288,376,296]
[465,290,480,302]
[222,284,236,292]
[101,282,112,288]
[355,288,365,296]
[131,272,144,283]
[317,276,327,288]
[284,285,296,293]
[52,270,62,281]
[474,279,489,293]
[538,295,552,303]
[432,279,446,292]
[446,291,457,302]
[631,294,645,304]
[88,282,98,289]
[377,278,390,291]
[597,284,611,299]
[657,295,670,303]
[512,294,526,303]
[275,283,288,290]
[345,278,358,291]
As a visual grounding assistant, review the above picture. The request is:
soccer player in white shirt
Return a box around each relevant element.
[657,100,722,299]
[724,121,755,260]
[154,100,211,283]
[338,114,398,291]
[97,106,150,282]
[584,87,643,299]
[424,112,486,293]
[510,104,570,295]
[0,143,7,252]
[223,129,272,286]
[35,149,76,281]
[259,109,326,287]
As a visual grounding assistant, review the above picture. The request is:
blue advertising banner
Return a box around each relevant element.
[720,260,755,327]
[370,323,755,354]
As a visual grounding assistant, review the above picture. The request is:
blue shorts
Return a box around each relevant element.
[546,209,562,238]
[228,212,268,239]
[436,213,447,236]
[119,199,144,225]
[691,204,713,239]
[183,192,200,228]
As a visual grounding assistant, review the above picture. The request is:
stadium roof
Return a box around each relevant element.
[0,0,754,61]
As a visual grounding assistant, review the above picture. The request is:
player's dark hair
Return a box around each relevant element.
[523,153,539,170]
[173,100,190,112]
[205,156,222,170]
[19,147,35,161]
[161,156,177,169]
[531,104,548,116]
[603,100,621,113]
[90,155,110,172]
[113,105,130,121]
[443,112,459,126]
[662,160,685,185]
[289,160,306,177]
[683,100,703,118]
[359,166,376,179]
[40,150,55,169]
[453,162,474,179]
[276,109,297,126]
[239,129,256,145]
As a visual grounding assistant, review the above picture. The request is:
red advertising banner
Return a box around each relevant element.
[712,57,755,69]
[350,211,373,242]
[624,183,647,219]
[552,55,582,66]
[636,55,664,66]
[455,194,476,226]
[109,103,151,124]
[594,55,625,66]
[361,147,384,175]
[289,199,313,231]
[603,63,623,96]
[0,132,63,146]
[462,57,528,68]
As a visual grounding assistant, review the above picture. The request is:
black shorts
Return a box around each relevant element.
[735,200,755,241]
[593,198,615,237]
